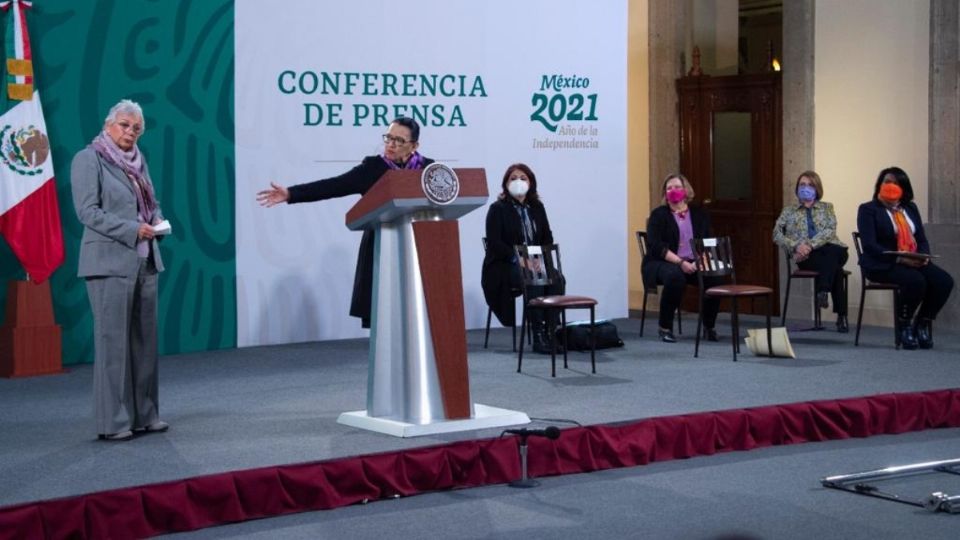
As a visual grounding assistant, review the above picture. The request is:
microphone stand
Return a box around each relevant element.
[509,433,539,488]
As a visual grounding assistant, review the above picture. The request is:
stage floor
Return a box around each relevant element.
[2,316,959,508]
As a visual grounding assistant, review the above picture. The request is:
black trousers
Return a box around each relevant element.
[647,260,722,331]
[866,262,954,320]
[796,243,849,315]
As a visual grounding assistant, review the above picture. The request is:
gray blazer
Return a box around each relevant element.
[70,147,165,277]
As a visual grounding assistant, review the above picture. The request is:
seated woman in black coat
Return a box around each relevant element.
[641,173,721,343]
[481,163,563,354]
[856,166,954,350]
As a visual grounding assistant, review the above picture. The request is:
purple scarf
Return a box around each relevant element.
[91,131,157,223]
[382,151,424,170]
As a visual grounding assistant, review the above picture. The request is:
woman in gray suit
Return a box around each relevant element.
[71,99,168,441]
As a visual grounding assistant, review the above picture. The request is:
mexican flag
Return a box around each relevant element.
[0,0,63,283]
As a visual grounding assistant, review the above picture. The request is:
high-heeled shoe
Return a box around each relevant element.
[914,318,933,349]
[835,315,849,333]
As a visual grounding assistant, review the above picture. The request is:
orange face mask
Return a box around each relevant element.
[879,183,902,204]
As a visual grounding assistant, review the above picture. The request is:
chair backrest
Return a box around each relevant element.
[513,243,562,288]
[690,236,737,282]
[851,231,869,282]
[635,231,648,259]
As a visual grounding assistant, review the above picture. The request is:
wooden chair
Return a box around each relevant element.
[514,244,597,377]
[851,232,902,349]
[780,250,850,329]
[635,231,683,337]
[482,237,530,352]
[691,237,773,362]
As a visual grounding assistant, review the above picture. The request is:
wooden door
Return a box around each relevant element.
[677,73,781,315]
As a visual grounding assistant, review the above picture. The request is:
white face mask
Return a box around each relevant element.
[508,179,529,198]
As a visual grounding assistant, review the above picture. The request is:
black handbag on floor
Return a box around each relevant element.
[557,320,624,350]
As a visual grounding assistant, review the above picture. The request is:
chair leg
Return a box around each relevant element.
[677,307,683,335]
[589,306,597,374]
[730,297,740,362]
[855,285,866,346]
[549,310,557,378]
[781,274,792,327]
[640,291,648,337]
[893,290,901,350]
[695,302,703,358]
[517,308,527,373]
[766,295,773,357]
[561,310,568,370]
[484,308,492,349]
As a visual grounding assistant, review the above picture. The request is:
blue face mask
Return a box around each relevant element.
[797,185,817,202]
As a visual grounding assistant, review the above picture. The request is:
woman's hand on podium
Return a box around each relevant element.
[256,182,290,207]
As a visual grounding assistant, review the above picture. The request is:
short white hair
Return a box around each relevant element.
[104,99,144,126]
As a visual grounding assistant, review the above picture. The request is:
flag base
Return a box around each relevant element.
[0,280,64,378]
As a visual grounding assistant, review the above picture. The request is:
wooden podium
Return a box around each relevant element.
[0,280,63,377]
[336,164,529,437]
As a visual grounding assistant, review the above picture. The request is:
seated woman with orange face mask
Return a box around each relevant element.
[856,167,954,350]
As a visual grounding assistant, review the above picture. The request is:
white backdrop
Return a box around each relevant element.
[235,0,627,346]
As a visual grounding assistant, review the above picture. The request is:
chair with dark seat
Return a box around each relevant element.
[851,231,902,349]
[691,237,773,361]
[635,231,683,337]
[780,250,850,329]
[482,237,527,351]
[514,244,597,377]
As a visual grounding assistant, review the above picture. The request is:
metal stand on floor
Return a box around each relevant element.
[510,439,539,489]
[505,426,561,488]
[821,458,960,513]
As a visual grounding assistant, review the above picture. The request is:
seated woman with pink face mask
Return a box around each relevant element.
[641,173,722,343]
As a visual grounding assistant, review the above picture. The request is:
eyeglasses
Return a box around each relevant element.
[116,121,143,134]
[382,134,410,146]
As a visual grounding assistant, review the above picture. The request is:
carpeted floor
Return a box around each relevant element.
[1,315,958,537]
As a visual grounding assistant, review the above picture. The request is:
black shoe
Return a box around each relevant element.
[836,315,849,333]
[532,331,563,354]
[658,329,676,343]
[915,318,933,349]
[817,291,829,309]
[898,319,918,350]
[703,327,719,342]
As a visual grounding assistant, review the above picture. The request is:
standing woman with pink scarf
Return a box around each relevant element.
[71,99,169,441]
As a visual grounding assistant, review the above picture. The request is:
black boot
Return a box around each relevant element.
[914,317,933,349]
[532,323,562,354]
[898,318,918,350]
[836,315,849,333]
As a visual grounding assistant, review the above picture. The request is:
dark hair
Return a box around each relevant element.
[873,166,914,204]
[391,117,420,142]
[499,163,540,203]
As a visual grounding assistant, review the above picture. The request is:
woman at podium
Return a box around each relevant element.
[256,117,433,328]
[481,163,564,354]
[856,167,954,349]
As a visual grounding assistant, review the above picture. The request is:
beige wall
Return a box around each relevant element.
[814,0,929,325]
[628,0,651,310]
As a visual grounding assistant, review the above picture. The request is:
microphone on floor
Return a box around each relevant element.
[502,426,561,440]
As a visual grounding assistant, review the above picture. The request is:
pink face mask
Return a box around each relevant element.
[666,188,686,204]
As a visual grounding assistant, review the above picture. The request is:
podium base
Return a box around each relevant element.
[337,403,530,438]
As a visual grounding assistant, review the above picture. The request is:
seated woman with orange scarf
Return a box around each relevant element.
[856,167,954,350]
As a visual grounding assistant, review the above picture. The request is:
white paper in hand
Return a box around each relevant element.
[152,220,172,236]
